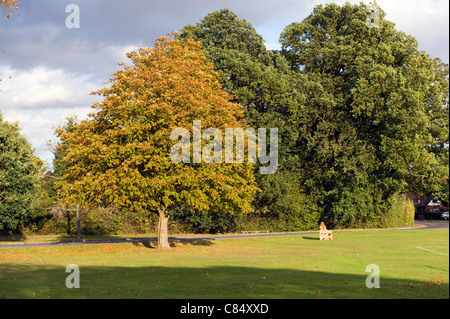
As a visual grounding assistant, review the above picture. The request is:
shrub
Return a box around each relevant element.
[253,172,320,232]
[171,211,244,234]
[380,194,415,228]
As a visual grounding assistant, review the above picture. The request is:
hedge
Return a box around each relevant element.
[20,193,415,236]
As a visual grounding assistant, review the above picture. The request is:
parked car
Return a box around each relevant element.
[441,211,449,220]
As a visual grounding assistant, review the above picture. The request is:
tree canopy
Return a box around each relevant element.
[0,111,42,234]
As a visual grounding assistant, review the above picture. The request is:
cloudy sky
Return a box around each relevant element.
[0,0,448,166]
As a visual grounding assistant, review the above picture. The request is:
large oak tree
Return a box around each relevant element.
[280,3,449,226]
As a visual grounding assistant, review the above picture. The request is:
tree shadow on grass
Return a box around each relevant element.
[0,235,215,249]
[54,234,156,243]
[131,239,214,249]
[302,236,320,240]
[0,262,448,300]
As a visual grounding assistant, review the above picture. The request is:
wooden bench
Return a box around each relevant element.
[319,222,333,240]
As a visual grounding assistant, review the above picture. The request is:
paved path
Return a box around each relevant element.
[0,221,447,249]
[414,221,449,230]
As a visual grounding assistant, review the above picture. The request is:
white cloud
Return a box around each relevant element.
[256,0,448,61]
[375,0,449,61]
[0,66,100,109]
[0,66,102,164]
[0,42,146,112]
[2,106,93,165]
[0,41,143,164]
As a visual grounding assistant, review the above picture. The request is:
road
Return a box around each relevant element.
[414,220,449,229]
[0,220,447,249]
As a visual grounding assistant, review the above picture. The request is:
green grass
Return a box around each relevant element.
[0,229,448,299]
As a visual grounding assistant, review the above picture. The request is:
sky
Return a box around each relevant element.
[0,0,448,166]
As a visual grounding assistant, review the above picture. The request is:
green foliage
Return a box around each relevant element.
[22,207,158,236]
[280,2,449,226]
[0,111,42,234]
[82,208,121,235]
[22,183,55,232]
[172,210,244,234]
[52,116,78,179]
[380,194,415,228]
[179,9,304,165]
[30,213,68,235]
[179,9,313,229]
[253,172,320,231]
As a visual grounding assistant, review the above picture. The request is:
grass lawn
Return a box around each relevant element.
[0,228,448,299]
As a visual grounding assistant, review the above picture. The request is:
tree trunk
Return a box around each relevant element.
[157,209,170,249]
[76,203,81,239]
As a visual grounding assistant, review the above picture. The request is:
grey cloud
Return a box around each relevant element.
[1,0,314,74]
